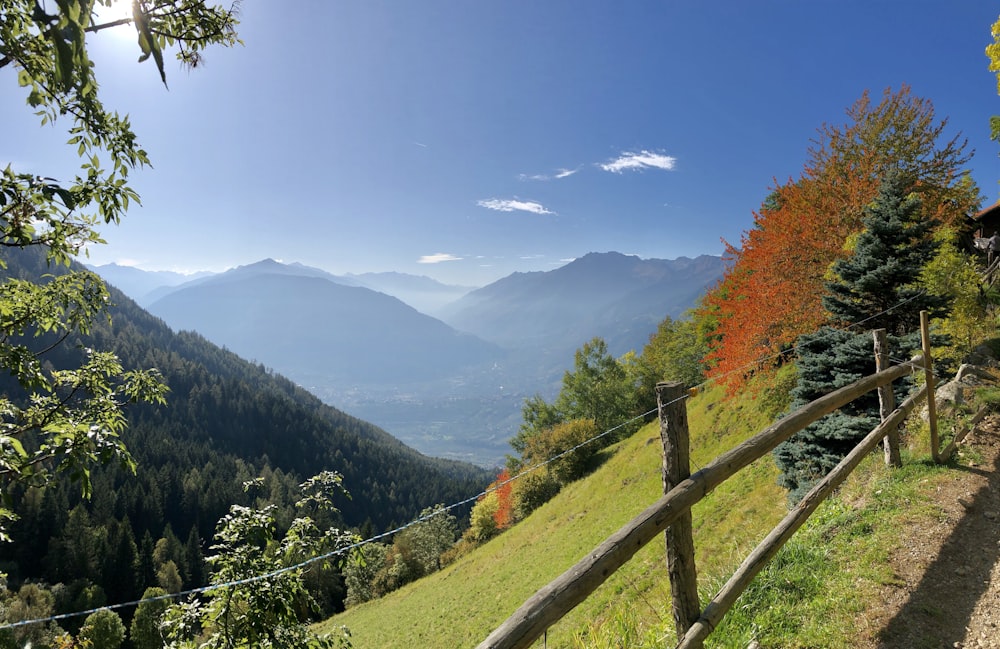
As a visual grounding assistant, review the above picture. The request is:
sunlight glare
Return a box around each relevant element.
[91,0,135,41]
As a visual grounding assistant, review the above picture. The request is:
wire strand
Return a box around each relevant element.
[0,285,954,632]
[0,404,667,632]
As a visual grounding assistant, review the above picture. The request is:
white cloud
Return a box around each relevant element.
[477,198,555,215]
[417,253,462,264]
[600,150,677,173]
[518,167,579,182]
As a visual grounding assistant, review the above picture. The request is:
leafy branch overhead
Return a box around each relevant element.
[0,1,241,540]
[1,1,241,263]
[987,15,1000,142]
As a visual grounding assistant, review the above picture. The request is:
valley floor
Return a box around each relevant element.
[865,415,1000,648]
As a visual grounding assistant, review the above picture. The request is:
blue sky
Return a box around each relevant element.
[4,1,1000,286]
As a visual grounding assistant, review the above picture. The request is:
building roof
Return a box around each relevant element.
[973,202,1000,222]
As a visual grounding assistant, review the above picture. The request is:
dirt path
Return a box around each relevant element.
[866,415,1000,649]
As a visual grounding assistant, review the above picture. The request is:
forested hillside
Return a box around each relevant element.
[0,247,490,622]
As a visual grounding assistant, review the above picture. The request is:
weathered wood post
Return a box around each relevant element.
[920,311,940,463]
[873,329,901,467]
[656,381,700,646]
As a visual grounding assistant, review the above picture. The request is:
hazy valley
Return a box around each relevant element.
[92,253,726,466]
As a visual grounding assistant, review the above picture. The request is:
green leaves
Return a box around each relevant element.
[162,472,355,649]
[513,337,642,471]
[133,1,167,86]
[0,0,240,546]
[987,15,1000,94]
[1,0,242,264]
[987,16,1000,157]
[0,267,168,533]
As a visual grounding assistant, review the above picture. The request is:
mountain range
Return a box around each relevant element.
[86,263,212,304]
[89,260,473,315]
[91,252,726,465]
[437,252,725,358]
[141,259,500,386]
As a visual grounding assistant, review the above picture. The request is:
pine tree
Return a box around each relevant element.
[774,171,947,501]
[101,521,140,605]
[822,171,944,337]
[184,526,207,588]
[136,532,157,591]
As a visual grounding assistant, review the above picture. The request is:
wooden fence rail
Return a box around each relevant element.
[476,351,922,649]
[677,382,928,647]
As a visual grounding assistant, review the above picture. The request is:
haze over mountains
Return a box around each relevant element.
[439,252,726,358]
[87,263,212,304]
[92,260,474,315]
[91,252,725,465]
[140,259,500,386]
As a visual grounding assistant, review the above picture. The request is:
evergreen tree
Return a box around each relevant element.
[774,171,947,501]
[821,171,944,338]
[184,526,207,589]
[137,532,157,591]
[101,521,140,605]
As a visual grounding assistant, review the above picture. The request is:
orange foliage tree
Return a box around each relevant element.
[491,468,514,530]
[700,86,978,394]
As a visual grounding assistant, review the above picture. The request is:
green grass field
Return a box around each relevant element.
[318,367,985,648]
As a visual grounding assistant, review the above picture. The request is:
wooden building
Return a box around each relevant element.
[971,202,1000,240]
[967,202,1000,257]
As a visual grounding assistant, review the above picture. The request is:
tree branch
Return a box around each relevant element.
[86,17,134,33]
[0,17,134,71]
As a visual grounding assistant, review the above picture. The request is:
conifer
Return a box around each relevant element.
[774,171,947,501]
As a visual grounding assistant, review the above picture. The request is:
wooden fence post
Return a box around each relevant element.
[873,329,901,467]
[920,311,941,463]
[656,382,700,646]
[476,361,916,649]
[676,384,929,648]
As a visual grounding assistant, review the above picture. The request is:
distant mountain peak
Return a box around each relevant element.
[437,251,726,356]
[578,250,632,259]
[237,258,285,270]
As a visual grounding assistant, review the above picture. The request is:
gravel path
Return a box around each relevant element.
[867,415,1000,649]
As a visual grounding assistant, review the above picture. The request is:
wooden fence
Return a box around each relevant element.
[476,314,988,649]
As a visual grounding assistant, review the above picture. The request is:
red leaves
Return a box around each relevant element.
[491,469,514,530]
[701,177,850,393]
[700,86,976,395]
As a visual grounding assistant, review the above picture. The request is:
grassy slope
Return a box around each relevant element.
[319,375,791,648]
[320,367,994,648]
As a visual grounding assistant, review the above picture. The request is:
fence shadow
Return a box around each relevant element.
[876,428,1000,648]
